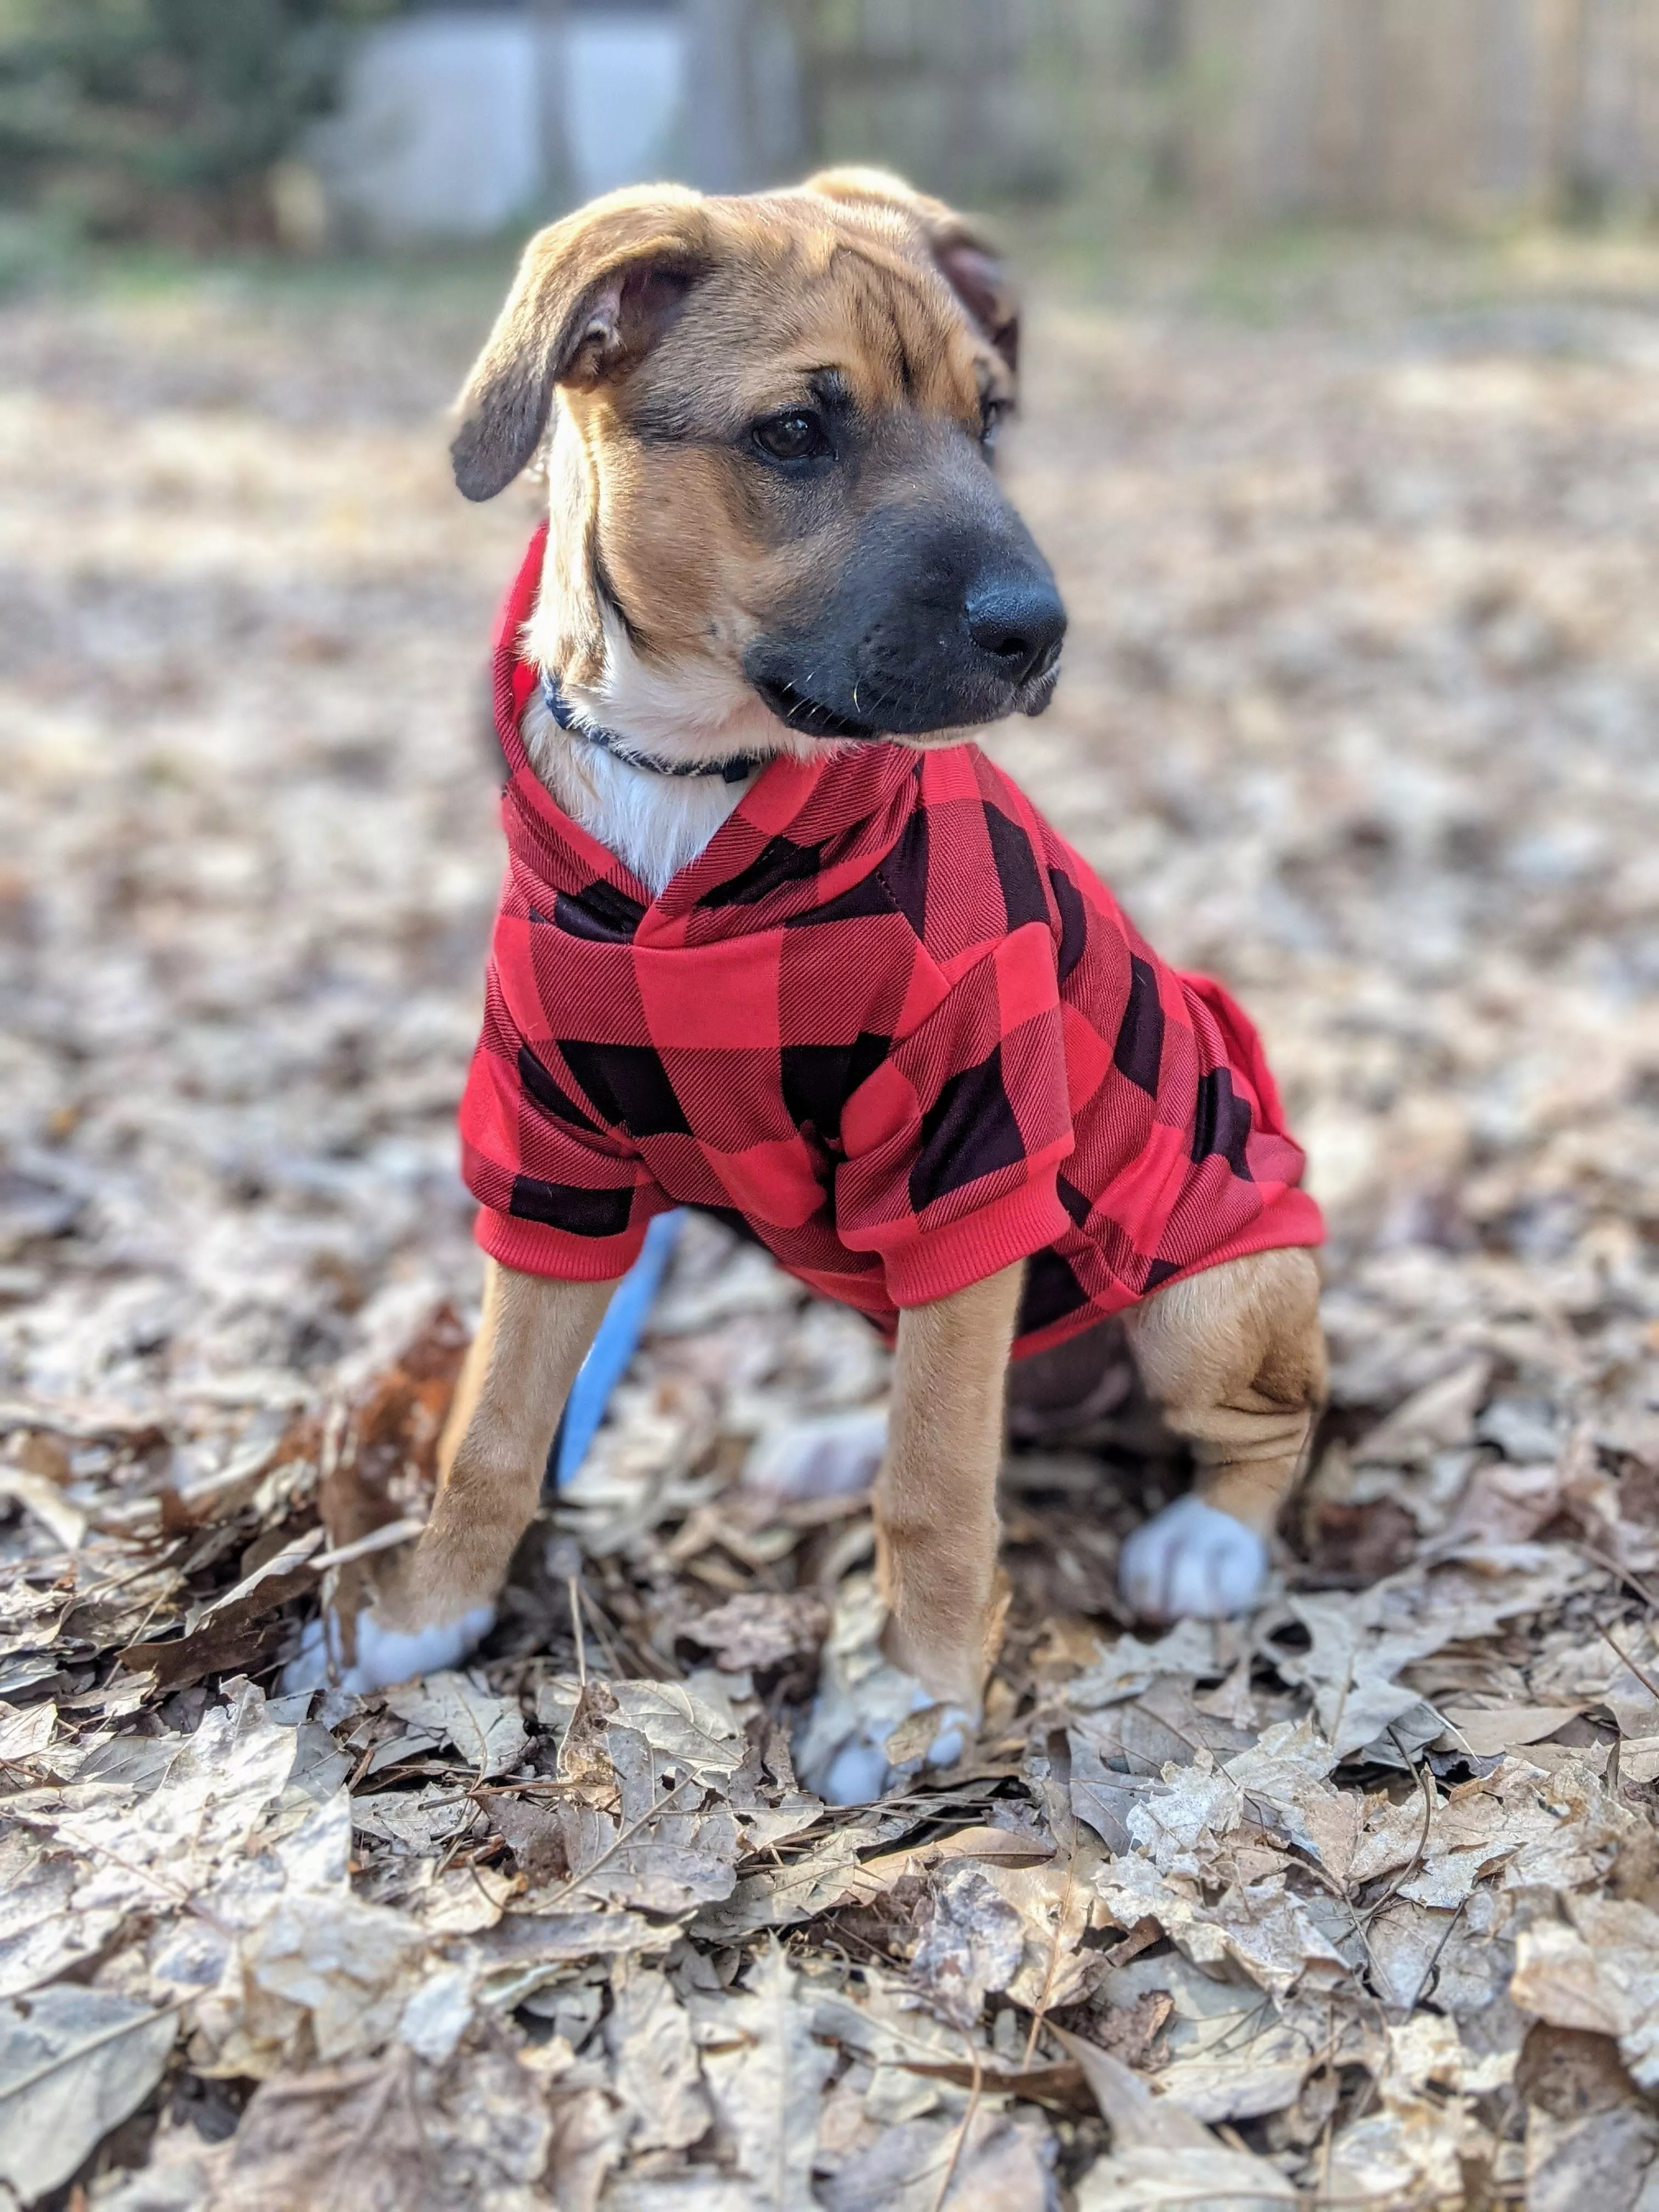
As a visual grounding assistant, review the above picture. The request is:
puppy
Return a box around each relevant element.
[323,170,1327,1798]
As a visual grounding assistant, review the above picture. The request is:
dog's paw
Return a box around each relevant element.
[792,1572,978,1805]
[1118,1494,1267,1622]
[810,1684,976,1808]
[743,1407,888,1502]
[281,1603,495,1696]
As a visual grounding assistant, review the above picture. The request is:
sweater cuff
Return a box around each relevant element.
[883,1177,1071,1309]
[475,1204,646,1282]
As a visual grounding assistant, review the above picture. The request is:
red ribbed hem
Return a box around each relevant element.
[1009,1187,1327,1359]
[882,1179,1072,1309]
[1194,1188,1326,1275]
[475,1205,645,1282]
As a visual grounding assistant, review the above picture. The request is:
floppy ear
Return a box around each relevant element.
[452,185,710,503]
[799,166,1020,373]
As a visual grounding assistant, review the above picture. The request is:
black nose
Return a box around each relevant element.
[964,571,1068,685]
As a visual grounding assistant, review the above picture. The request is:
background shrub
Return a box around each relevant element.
[0,0,399,246]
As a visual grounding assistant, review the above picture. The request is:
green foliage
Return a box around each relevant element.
[0,0,399,242]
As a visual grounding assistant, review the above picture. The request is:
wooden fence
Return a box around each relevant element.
[804,0,1659,221]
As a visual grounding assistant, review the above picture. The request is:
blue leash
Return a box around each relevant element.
[543,1210,683,1492]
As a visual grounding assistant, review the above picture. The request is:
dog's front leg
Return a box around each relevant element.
[808,1261,1023,1803]
[415,1260,617,1620]
[877,1260,1024,1705]
[288,1260,617,1694]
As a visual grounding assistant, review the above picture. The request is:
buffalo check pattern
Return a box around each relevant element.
[460,531,1324,1355]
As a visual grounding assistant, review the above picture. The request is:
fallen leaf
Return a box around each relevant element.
[1058,2022,1218,2142]
[1353,1357,1492,1465]
[1101,1952,1316,2122]
[1517,2024,1659,2211]
[605,1962,709,2154]
[909,1861,1028,2030]
[694,1827,874,1939]
[0,1700,55,1765]
[0,1466,86,1551]
[1437,1703,1585,1756]
[1075,2143,1299,2209]
[1514,1898,1659,2087]
[1526,2102,1659,2210]
[1067,1620,1223,1709]
[241,1889,429,2065]
[12,1680,300,1922]
[700,1942,832,2210]
[895,2054,1086,2103]
[351,1782,479,1854]
[385,1671,527,1779]
[1446,1458,1568,1545]
[0,1835,123,1997]
[1094,1988,1176,2072]
[820,2107,1056,2210]
[1126,1753,1243,1877]
[537,1675,747,1788]
[1057,2025,1297,2208]
[845,1824,1054,1906]
[120,1527,326,1688]
[538,1781,741,1917]
[545,2082,624,2212]
[680,1590,830,1672]
[0,1985,178,2201]
[492,1795,567,1885]
[96,2045,558,2211]
[1092,1851,1350,1996]
[1279,1544,1593,1754]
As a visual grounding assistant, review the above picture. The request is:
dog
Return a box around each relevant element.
[316,169,1327,1802]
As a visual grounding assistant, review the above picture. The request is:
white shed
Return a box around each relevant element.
[312,0,803,245]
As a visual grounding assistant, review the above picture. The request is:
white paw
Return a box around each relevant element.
[1118,1494,1268,1621]
[807,1683,975,1808]
[819,1736,891,1807]
[281,1603,495,1696]
[743,1408,888,1503]
[792,1575,979,1806]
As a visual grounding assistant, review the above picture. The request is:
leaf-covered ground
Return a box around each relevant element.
[2,237,1659,2209]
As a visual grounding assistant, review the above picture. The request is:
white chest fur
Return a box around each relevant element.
[521,688,752,894]
[516,599,837,894]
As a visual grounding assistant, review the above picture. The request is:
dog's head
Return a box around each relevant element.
[453,169,1064,752]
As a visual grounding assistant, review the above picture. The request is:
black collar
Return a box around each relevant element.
[540,672,758,785]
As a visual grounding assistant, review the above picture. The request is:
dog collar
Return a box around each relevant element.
[539,672,758,785]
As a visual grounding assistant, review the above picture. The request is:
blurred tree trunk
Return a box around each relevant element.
[799,0,1054,204]
[1539,0,1600,217]
[527,0,574,210]
[685,0,805,190]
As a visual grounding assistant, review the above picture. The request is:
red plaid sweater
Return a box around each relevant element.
[460,531,1323,1356]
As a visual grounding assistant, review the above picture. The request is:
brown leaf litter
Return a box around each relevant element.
[3,238,1659,2203]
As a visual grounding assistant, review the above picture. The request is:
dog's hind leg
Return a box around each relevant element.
[1118,1246,1325,1621]
[287,1261,616,1694]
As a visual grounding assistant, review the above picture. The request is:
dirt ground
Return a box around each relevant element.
[3,233,1659,2208]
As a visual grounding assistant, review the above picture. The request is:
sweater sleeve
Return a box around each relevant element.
[457,965,665,1282]
[833,924,1075,1307]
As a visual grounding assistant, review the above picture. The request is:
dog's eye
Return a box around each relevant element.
[753,410,832,465]
[980,400,1009,452]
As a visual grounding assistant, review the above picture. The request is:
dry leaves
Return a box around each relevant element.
[4,237,1659,2202]
[0,1987,178,2202]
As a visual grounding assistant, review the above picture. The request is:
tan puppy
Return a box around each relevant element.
[300,172,1326,1802]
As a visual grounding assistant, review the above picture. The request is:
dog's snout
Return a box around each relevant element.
[964,572,1068,686]
[746,470,1069,739]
